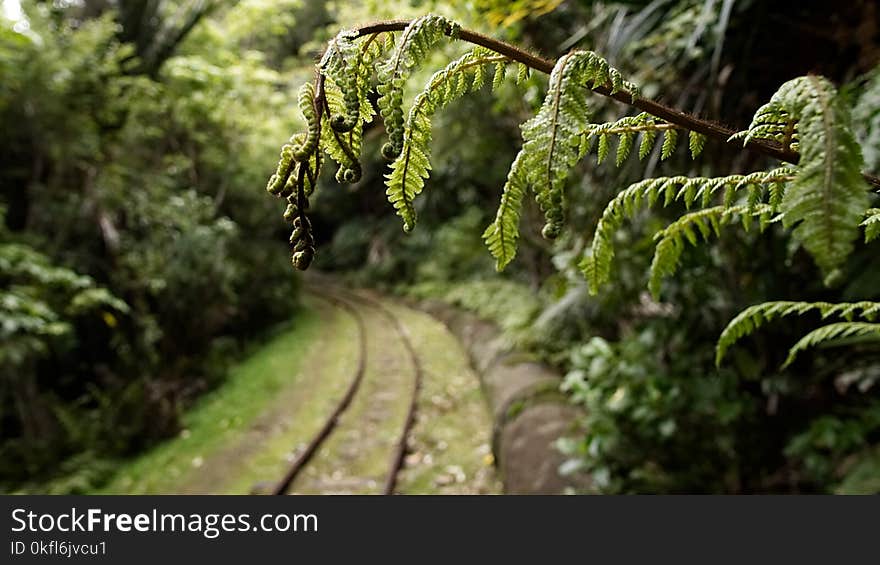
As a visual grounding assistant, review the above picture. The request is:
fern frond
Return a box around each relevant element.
[377,15,460,161]
[483,152,528,270]
[320,29,362,133]
[579,113,687,166]
[783,322,880,368]
[863,208,880,243]
[731,99,798,150]
[715,300,880,365]
[318,35,389,183]
[737,76,871,282]
[292,82,319,160]
[648,204,775,298]
[581,167,796,293]
[386,47,507,231]
[484,50,638,269]
[319,77,363,183]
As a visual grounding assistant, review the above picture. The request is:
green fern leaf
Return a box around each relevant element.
[485,50,638,268]
[516,62,530,84]
[386,47,506,231]
[616,131,635,166]
[596,134,610,164]
[320,77,363,183]
[716,300,880,365]
[661,129,678,160]
[740,76,871,281]
[863,208,880,243]
[639,129,658,160]
[783,322,880,367]
[377,15,459,160]
[582,168,796,294]
[689,131,706,159]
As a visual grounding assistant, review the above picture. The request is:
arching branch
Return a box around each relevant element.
[338,19,880,189]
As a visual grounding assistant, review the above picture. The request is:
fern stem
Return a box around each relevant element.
[335,19,880,189]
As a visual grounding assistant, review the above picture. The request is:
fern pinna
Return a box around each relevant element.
[266,15,880,368]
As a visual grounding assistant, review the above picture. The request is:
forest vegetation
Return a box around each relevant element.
[2,0,880,494]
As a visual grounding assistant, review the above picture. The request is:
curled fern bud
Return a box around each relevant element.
[321,30,361,134]
[331,114,353,133]
[292,84,320,160]
[381,142,398,160]
[266,144,296,196]
[283,202,298,222]
[292,248,315,270]
[289,214,316,270]
[542,223,561,240]
[377,15,458,161]
[335,164,361,184]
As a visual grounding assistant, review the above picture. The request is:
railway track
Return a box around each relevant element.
[271,286,423,495]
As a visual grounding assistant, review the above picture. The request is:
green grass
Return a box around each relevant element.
[387,303,500,494]
[97,306,321,494]
[404,279,542,338]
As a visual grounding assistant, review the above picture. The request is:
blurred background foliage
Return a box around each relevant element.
[1,0,879,493]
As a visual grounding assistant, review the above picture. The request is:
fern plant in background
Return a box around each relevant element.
[267,14,880,370]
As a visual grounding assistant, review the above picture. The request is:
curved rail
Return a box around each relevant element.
[272,286,423,495]
[331,288,423,495]
[271,291,368,495]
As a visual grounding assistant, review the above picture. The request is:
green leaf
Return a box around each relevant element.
[742,76,871,281]
[660,129,678,160]
[486,50,638,268]
[715,300,880,365]
[688,131,706,159]
[783,322,880,367]
[386,47,506,231]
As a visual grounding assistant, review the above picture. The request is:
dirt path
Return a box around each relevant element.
[106,287,499,494]
[287,288,499,494]
[178,296,362,494]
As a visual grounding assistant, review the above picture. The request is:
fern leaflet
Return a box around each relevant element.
[735,76,871,283]
[581,167,796,293]
[863,208,880,243]
[716,300,880,365]
[386,47,508,232]
[784,322,880,367]
[485,50,639,269]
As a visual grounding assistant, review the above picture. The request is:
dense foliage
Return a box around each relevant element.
[269,1,880,493]
[3,0,879,494]
[0,0,306,490]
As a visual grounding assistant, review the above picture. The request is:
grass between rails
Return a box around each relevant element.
[217,300,360,494]
[385,302,499,494]
[97,305,322,494]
